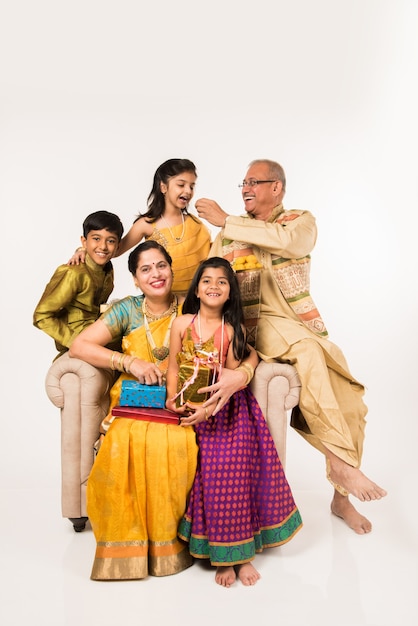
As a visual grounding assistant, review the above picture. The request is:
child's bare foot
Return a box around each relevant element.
[327,455,387,502]
[331,491,372,534]
[235,562,261,586]
[215,566,236,587]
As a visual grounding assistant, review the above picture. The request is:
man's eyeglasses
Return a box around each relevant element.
[238,180,277,188]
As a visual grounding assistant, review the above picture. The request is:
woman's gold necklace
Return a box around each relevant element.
[144,295,177,321]
[160,211,185,242]
[142,296,177,363]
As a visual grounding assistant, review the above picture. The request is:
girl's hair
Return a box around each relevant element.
[182,257,250,362]
[138,158,197,223]
[128,240,173,276]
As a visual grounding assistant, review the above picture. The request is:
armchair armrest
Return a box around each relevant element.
[44,352,116,520]
[45,352,115,410]
[250,360,301,468]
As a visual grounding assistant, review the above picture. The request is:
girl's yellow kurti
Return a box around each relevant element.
[87,297,198,580]
[146,214,211,296]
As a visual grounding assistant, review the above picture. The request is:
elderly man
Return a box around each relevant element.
[196,159,386,534]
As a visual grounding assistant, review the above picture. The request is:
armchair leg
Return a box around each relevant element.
[69,517,88,532]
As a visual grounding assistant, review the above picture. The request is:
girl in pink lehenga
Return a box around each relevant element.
[166,257,303,587]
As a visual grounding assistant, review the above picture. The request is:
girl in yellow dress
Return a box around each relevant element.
[69,158,211,296]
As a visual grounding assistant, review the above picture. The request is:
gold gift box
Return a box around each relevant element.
[176,364,211,407]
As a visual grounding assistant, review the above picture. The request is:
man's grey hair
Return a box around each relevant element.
[248,159,286,192]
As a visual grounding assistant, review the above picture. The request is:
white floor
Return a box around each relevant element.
[2,436,417,626]
[1,3,417,623]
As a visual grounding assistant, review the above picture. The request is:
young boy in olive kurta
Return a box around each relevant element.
[33,210,124,357]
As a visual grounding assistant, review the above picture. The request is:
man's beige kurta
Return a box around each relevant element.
[210,205,367,467]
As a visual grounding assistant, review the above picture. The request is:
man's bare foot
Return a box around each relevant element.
[327,455,387,501]
[215,566,236,587]
[235,562,261,586]
[331,491,372,534]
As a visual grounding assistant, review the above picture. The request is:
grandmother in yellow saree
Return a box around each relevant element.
[70,241,197,580]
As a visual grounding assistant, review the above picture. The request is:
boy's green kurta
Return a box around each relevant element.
[33,254,114,355]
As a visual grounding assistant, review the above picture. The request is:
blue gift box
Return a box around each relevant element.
[120,380,166,408]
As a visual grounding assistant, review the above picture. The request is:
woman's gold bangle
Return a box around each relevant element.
[110,352,129,373]
[116,353,126,372]
[124,355,137,374]
[110,351,117,370]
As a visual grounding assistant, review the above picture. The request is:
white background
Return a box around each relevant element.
[1,0,416,529]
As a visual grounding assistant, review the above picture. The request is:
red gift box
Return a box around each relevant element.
[111,405,180,425]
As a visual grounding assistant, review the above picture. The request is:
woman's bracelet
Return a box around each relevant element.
[236,362,255,386]
[124,355,137,374]
[117,353,126,372]
[110,351,131,373]
[110,351,118,370]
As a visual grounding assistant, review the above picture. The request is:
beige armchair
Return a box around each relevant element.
[45,353,116,531]
[45,354,301,532]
